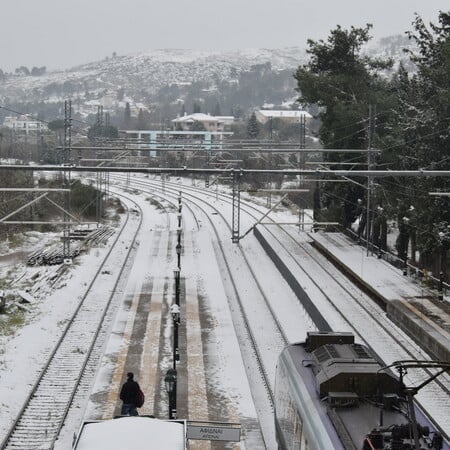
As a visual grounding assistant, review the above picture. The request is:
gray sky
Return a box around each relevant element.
[1,0,449,72]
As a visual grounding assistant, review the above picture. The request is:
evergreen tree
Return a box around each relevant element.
[294,24,394,228]
[87,124,119,141]
[392,12,450,266]
[193,102,201,113]
[191,121,206,131]
[124,102,131,128]
[137,108,149,130]
[246,112,260,138]
[213,101,221,116]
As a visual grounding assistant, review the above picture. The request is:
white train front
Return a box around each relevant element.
[274,331,449,450]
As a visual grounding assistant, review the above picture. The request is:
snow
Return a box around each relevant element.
[0,175,449,449]
[74,417,185,450]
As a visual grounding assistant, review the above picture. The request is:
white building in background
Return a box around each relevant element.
[255,109,312,125]
[172,113,234,132]
[3,115,48,134]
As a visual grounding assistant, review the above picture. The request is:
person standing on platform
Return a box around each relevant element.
[119,372,141,416]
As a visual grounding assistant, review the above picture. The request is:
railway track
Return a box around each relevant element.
[117,174,450,441]
[1,194,143,450]
[271,224,450,438]
[110,174,300,448]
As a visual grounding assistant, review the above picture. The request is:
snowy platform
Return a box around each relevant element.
[309,232,450,361]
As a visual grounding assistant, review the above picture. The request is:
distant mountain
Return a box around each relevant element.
[0,38,417,122]
[0,48,306,104]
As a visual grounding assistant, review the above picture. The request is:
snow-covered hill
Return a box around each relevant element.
[0,38,416,119]
[0,47,306,104]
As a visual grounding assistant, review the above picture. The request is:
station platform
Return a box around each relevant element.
[309,232,450,362]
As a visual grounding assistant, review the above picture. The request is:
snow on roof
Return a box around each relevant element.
[257,109,312,118]
[172,113,218,123]
[75,417,186,450]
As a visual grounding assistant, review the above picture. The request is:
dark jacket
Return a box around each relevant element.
[120,379,140,405]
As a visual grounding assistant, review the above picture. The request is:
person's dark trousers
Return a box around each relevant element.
[121,403,138,416]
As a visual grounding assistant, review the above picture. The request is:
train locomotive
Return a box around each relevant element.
[274,331,449,450]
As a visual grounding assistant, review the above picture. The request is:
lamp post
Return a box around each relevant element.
[170,303,180,367]
[177,226,182,247]
[402,216,410,276]
[174,268,180,306]
[438,231,445,301]
[164,368,177,419]
[176,242,182,269]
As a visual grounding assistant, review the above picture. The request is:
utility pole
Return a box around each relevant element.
[366,105,376,256]
[298,114,306,231]
[96,106,104,223]
[63,100,72,260]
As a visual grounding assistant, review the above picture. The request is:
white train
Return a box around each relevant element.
[274,331,449,450]
[73,416,187,450]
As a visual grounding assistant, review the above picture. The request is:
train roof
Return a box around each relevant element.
[276,333,450,450]
[74,417,186,450]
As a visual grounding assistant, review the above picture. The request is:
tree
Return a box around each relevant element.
[213,101,221,116]
[15,66,30,76]
[137,108,150,130]
[124,102,131,128]
[31,66,46,76]
[393,12,450,268]
[48,119,65,146]
[246,112,260,138]
[193,102,201,113]
[191,121,206,131]
[294,24,394,228]
[48,119,65,132]
[87,124,119,141]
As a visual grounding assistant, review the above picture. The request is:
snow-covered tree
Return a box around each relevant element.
[246,112,260,138]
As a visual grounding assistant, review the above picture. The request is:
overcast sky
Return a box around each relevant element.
[1,0,449,72]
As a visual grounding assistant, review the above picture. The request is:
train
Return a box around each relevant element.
[73,416,187,449]
[274,331,449,450]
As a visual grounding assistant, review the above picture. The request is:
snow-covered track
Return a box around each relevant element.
[115,176,289,389]
[1,196,143,450]
[131,175,450,440]
[111,175,287,448]
[265,224,450,439]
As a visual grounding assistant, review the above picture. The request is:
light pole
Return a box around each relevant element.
[176,243,182,269]
[164,368,177,419]
[438,231,445,301]
[402,216,410,276]
[174,268,180,306]
[170,302,180,367]
[172,269,181,367]
[177,195,182,268]
[177,226,182,244]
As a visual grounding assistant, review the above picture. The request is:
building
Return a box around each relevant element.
[172,113,234,132]
[254,109,312,125]
[120,129,233,155]
[3,115,48,134]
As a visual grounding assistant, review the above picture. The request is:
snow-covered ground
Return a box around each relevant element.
[1,176,449,449]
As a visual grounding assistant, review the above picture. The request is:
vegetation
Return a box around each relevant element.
[0,13,448,276]
[295,14,450,274]
[0,309,26,336]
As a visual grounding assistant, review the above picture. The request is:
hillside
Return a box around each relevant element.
[0,48,304,112]
[0,37,416,122]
